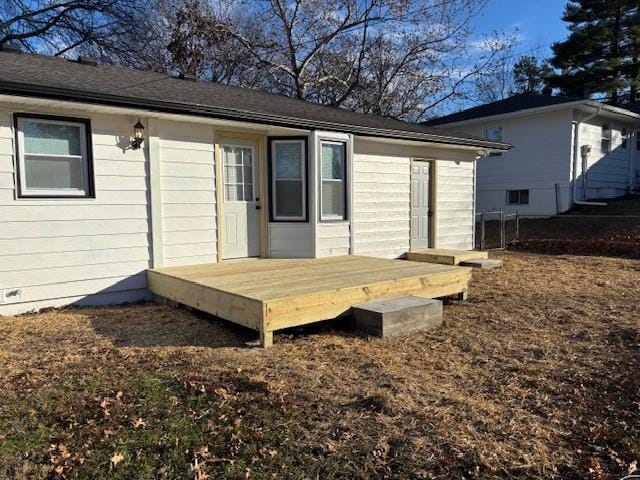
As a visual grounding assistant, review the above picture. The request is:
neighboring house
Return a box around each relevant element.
[0,49,508,316]
[424,94,640,216]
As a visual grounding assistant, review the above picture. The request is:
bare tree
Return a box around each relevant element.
[165,0,515,121]
[0,0,158,66]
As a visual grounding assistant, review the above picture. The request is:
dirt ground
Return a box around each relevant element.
[1,251,639,479]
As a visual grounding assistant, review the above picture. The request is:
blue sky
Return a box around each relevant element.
[476,0,569,58]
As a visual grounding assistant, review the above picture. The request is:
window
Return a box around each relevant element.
[270,138,307,221]
[223,145,254,202]
[320,141,347,220]
[506,189,529,205]
[484,126,503,156]
[15,114,93,197]
[621,128,628,149]
[601,124,612,153]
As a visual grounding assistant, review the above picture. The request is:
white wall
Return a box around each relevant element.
[455,109,574,216]
[575,116,634,199]
[0,104,152,315]
[316,223,350,257]
[436,159,476,249]
[158,120,217,267]
[352,139,477,257]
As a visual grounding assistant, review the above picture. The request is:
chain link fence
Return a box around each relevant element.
[474,210,520,250]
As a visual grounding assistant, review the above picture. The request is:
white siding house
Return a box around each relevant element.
[0,50,507,315]
[425,94,640,216]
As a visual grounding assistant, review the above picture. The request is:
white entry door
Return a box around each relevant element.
[222,142,260,259]
[411,160,432,250]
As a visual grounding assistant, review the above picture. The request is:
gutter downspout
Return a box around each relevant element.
[628,130,634,192]
[572,106,608,207]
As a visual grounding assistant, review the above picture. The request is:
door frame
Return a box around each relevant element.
[410,158,437,250]
[215,131,268,262]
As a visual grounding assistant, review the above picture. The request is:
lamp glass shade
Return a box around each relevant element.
[133,120,145,140]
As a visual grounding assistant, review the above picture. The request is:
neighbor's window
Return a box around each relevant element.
[15,115,92,197]
[270,138,307,221]
[601,124,612,153]
[621,128,628,149]
[320,141,347,221]
[506,189,529,205]
[484,126,503,156]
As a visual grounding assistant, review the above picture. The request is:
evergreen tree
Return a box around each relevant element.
[512,56,554,94]
[550,0,640,104]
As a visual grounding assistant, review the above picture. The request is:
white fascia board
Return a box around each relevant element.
[432,100,640,128]
[353,134,494,152]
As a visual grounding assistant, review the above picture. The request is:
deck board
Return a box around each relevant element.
[147,255,471,346]
[407,248,488,266]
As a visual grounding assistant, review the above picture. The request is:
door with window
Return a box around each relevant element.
[221,141,260,259]
[410,160,433,250]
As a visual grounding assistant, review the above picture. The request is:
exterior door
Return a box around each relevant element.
[222,141,260,259]
[411,160,433,250]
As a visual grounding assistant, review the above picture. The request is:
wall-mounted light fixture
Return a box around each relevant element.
[131,119,145,150]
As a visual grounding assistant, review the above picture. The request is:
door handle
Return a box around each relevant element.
[256,205,261,210]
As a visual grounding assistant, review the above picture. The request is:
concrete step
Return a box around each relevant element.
[352,296,443,338]
[459,258,503,269]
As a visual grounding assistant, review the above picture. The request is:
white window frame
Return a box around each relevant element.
[601,124,612,153]
[319,140,347,221]
[16,116,91,198]
[506,189,529,205]
[270,138,307,222]
[222,144,256,203]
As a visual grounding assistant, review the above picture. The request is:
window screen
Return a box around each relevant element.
[320,141,346,220]
[485,126,503,156]
[271,140,306,220]
[506,189,529,205]
[601,124,612,153]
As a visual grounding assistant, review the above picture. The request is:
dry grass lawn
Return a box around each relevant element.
[1,251,639,479]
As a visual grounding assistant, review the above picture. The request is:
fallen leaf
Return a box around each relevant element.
[110,452,125,469]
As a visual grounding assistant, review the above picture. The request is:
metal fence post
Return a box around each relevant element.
[500,209,505,249]
[480,211,485,250]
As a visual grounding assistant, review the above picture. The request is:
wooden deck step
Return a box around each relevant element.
[352,296,443,338]
[407,248,488,266]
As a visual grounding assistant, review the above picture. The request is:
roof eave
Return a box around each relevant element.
[0,81,509,150]
[428,99,640,127]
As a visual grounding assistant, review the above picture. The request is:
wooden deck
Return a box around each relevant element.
[407,248,488,266]
[147,255,471,347]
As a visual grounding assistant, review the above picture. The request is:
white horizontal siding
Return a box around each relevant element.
[454,110,574,216]
[352,141,410,258]
[435,160,475,249]
[578,119,632,199]
[353,139,478,257]
[158,120,217,266]
[316,222,350,257]
[0,106,151,315]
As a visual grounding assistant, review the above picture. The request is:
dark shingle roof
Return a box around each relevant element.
[0,51,508,150]
[622,100,640,114]
[423,94,582,126]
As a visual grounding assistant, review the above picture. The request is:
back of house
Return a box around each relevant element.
[425,94,640,216]
[0,49,508,316]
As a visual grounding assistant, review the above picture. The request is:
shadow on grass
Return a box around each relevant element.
[88,303,256,349]
[87,303,361,350]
